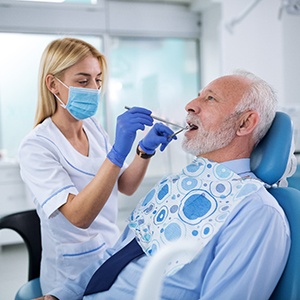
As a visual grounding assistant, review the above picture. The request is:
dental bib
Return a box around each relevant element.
[128,157,264,275]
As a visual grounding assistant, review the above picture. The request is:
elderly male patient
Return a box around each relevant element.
[42,70,290,300]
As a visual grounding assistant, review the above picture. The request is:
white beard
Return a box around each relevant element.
[182,114,238,156]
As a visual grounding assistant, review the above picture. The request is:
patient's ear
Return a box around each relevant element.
[236,111,259,136]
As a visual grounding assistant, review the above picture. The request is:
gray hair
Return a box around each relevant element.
[233,70,278,145]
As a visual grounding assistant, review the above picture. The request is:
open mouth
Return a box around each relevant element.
[187,122,198,131]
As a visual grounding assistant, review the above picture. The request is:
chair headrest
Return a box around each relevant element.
[250,111,293,186]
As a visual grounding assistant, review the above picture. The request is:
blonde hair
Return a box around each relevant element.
[34,37,107,127]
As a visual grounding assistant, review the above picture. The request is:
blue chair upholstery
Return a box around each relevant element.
[135,112,300,300]
[287,163,300,190]
[250,111,294,186]
[250,111,300,299]
[15,277,42,300]
[269,187,300,299]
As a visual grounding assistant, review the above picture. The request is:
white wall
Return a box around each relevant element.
[282,9,300,107]
[221,0,284,100]
[200,0,300,108]
[199,0,300,149]
[198,1,222,87]
[2,0,299,106]
[1,0,299,142]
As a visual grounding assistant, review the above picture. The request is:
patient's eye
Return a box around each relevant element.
[207,95,215,101]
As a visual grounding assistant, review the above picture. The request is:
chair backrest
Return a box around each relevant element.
[251,111,300,300]
[268,187,300,299]
[241,111,300,299]
[0,209,42,281]
[135,112,300,300]
[250,111,293,186]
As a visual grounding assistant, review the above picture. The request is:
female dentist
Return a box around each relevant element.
[18,37,175,295]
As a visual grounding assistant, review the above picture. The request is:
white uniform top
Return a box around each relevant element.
[18,117,124,294]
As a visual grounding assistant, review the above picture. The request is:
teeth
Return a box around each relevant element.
[187,123,198,129]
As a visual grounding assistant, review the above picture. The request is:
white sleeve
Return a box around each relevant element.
[19,136,78,218]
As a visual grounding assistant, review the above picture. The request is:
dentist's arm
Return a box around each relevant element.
[59,107,153,228]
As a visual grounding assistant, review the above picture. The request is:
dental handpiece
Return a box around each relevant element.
[168,126,190,139]
[124,106,185,129]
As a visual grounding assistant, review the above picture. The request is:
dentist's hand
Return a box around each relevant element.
[139,123,177,155]
[107,107,153,167]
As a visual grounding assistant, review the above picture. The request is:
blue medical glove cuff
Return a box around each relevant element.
[138,140,156,155]
[107,146,127,168]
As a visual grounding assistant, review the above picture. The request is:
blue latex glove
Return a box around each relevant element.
[107,107,153,167]
[139,123,177,155]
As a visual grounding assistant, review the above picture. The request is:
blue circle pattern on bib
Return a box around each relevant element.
[128,157,264,274]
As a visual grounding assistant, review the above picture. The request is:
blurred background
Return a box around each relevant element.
[0,0,299,298]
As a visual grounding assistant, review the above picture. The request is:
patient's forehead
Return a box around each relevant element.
[203,75,251,104]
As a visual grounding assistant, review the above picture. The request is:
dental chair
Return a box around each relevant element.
[0,209,42,299]
[135,111,300,300]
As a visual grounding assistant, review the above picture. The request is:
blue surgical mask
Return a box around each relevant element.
[54,77,101,120]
